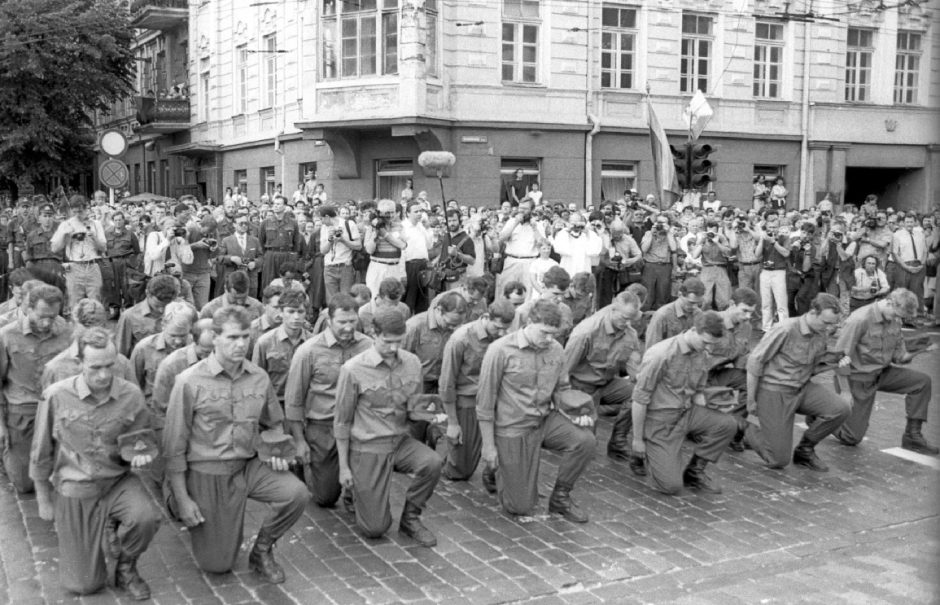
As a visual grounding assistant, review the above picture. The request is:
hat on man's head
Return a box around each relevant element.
[256,429,296,462]
[118,429,160,462]
[38,204,55,216]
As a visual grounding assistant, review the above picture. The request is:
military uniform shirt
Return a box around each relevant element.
[284,330,372,422]
[0,316,73,410]
[403,311,457,383]
[252,325,312,401]
[563,307,640,386]
[115,299,163,358]
[42,342,135,391]
[633,333,708,411]
[645,299,702,348]
[746,316,829,390]
[835,303,906,375]
[439,319,498,407]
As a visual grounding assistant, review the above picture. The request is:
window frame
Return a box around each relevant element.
[600,4,638,90]
[262,34,277,108]
[499,157,541,201]
[600,161,638,202]
[753,21,784,99]
[501,0,541,84]
[321,0,400,80]
[375,158,414,200]
[234,43,248,114]
[234,170,248,196]
[893,30,921,105]
[845,27,874,103]
[680,12,713,94]
[261,166,277,198]
[199,57,210,123]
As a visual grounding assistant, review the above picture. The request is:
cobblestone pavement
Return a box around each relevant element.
[2,344,938,605]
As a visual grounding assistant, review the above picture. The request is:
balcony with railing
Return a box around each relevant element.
[135,96,190,133]
[130,0,188,31]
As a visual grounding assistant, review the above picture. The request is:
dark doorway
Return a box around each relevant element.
[844,167,914,209]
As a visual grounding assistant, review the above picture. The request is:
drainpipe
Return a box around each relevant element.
[798,20,812,210]
[585,114,601,207]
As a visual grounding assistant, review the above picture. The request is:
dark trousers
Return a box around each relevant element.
[304,420,342,507]
[261,251,296,292]
[349,435,442,539]
[404,259,429,314]
[708,367,748,416]
[55,475,160,595]
[2,407,35,493]
[105,256,134,309]
[835,366,931,445]
[643,406,737,495]
[572,377,633,417]
[641,262,672,311]
[893,267,926,311]
[745,384,851,468]
[443,398,482,481]
[495,412,596,516]
[185,458,309,573]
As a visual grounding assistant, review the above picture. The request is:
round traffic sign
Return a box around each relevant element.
[99,158,129,189]
[100,129,128,157]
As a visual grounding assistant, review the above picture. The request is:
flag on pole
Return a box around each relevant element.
[681,89,714,142]
[647,95,679,204]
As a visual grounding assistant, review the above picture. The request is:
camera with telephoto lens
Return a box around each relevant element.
[706,231,716,241]
[655,223,666,234]
[865,218,878,229]
[735,220,748,231]
[71,231,86,241]
[870,285,878,294]
[204,238,217,247]
[372,217,388,232]
[173,226,188,238]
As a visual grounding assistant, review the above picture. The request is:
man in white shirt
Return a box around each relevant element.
[552,212,602,277]
[702,191,722,212]
[400,201,433,313]
[319,205,361,305]
[144,217,194,277]
[496,199,546,297]
[891,215,927,314]
[50,196,108,302]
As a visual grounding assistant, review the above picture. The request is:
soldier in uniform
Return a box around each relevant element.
[23,203,63,278]
[164,305,309,583]
[334,307,442,547]
[200,270,265,321]
[30,328,161,600]
[645,276,705,347]
[115,274,180,357]
[252,290,311,408]
[259,196,301,291]
[104,211,141,317]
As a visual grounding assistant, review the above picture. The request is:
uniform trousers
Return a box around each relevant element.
[2,406,35,493]
[106,256,135,308]
[759,269,788,331]
[443,395,483,481]
[700,265,731,310]
[708,367,748,416]
[495,412,596,516]
[55,475,160,595]
[744,383,851,468]
[261,251,296,291]
[304,420,342,507]
[640,262,672,311]
[835,366,931,445]
[65,261,103,302]
[185,458,309,573]
[642,406,737,495]
[404,259,430,314]
[349,435,441,539]
[571,377,633,417]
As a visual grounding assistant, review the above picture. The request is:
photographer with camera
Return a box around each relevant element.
[319,204,362,305]
[596,223,642,308]
[553,212,602,279]
[496,199,546,302]
[853,210,892,272]
[180,214,219,311]
[639,215,678,311]
[690,219,733,310]
[757,218,791,332]
[144,216,194,278]
[50,196,108,303]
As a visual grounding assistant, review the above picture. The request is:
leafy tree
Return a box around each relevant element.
[0,0,135,189]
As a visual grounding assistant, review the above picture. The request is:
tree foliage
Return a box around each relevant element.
[0,0,135,186]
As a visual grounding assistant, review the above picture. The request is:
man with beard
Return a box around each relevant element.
[286,294,373,509]
[439,209,476,291]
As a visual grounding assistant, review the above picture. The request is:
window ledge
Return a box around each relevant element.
[501,81,547,89]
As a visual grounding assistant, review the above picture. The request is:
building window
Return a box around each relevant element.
[322,0,399,79]
[160,160,170,195]
[894,31,921,105]
[234,170,248,195]
[425,0,438,77]
[680,13,713,94]
[375,159,414,200]
[845,27,874,102]
[235,44,248,113]
[502,0,540,83]
[499,157,540,203]
[753,164,785,183]
[199,58,210,123]
[299,162,318,187]
[753,21,783,98]
[600,162,637,202]
[600,4,637,90]
[263,34,277,108]
[147,161,156,193]
[261,166,277,198]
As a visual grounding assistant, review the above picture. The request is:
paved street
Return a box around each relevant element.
[1,343,938,605]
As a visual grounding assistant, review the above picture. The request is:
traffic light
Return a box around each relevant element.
[671,144,690,190]
[689,144,715,189]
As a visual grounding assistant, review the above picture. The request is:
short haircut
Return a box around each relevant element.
[372,307,407,336]
[542,266,571,291]
[465,276,489,296]
[191,318,215,340]
[261,284,284,304]
[679,277,706,297]
[173,202,190,216]
[77,327,114,360]
[27,284,63,309]
[8,268,32,288]
[445,208,461,222]
[612,290,641,309]
[225,270,251,293]
[319,205,338,218]
[527,299,563,328]
[570,272,596,294]
[731,287,759,307]
[71,298,107,328]
[163,301,198,328]
[211,305,251,333]
[625,283,648,304]
[695,310,726,338]
[278,289,307,309]
[810,293,841,315]
[279,261,300,276]
[487,299,517,323]
[887,288,919,318]
[349,284,372,301]
[406,201,424,215]
[328,293,359,318]
[378,277,404,301]
[437,291,469,315]
[503,280,527,298]
[147,274,180,302]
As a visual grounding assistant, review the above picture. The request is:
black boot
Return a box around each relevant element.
[115,557,151,601]
[682,454,722,494]
[342,489,356,515]
[793,437,829,472]
[481,466,497,494]
[629,454,647,476]
[399,501,437,547]
[902,418,940,455]
[547,483,589,524]
[249,532,286,584]
[606,407,633,461]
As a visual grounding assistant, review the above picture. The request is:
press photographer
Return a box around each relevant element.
[50,196,108,301]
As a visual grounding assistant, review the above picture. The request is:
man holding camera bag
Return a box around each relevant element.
[50,196,108,302]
